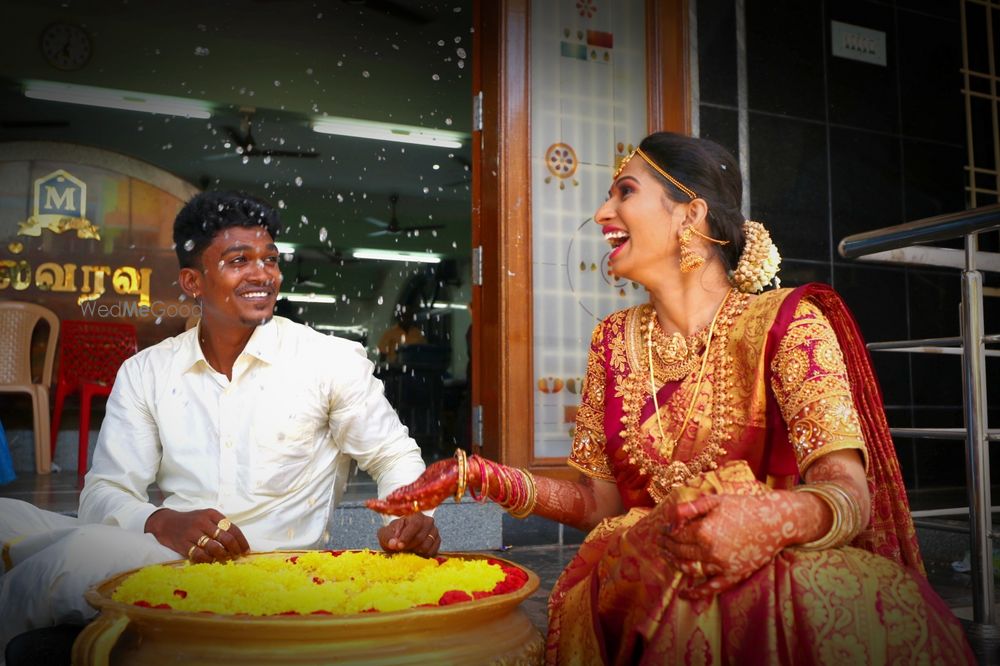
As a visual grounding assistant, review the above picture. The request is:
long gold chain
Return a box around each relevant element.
[646,288,732,459]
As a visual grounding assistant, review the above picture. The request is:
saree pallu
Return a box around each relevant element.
[547,462,972,665]
[550,285,975,664]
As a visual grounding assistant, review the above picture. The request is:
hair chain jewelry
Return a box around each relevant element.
[634,149,698,199]
[614,147,698,201]
[687,225,729,247]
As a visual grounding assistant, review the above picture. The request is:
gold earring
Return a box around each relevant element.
[678,226,705,273]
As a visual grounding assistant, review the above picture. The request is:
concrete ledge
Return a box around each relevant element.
[329,498,503,551]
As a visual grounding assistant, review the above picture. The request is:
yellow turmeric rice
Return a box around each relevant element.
[112,550,513,615]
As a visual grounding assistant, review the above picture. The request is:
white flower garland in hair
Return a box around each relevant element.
[730,220,781,294]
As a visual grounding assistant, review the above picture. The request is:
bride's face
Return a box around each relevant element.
[594,158,687,284]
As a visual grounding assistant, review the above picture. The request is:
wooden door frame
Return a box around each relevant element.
[473,0,690,474]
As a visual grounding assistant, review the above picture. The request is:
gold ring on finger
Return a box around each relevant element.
[187,545,198,561]
[217,518,232,532]
[196,534,211,548]
[211,527,222,540]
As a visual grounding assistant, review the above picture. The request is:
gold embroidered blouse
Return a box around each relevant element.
[568,291,868,503]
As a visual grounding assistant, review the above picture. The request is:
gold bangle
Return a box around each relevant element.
[508,470,538,519]
[498,466,513,506]
[471,456,490,502]
[454,449,468,502]
[794,482,862,550]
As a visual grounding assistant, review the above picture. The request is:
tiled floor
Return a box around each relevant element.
[2,470,999,654]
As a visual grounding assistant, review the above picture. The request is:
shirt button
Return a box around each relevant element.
[225,440,233,449]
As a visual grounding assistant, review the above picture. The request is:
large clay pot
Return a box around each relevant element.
[73,551,544,665]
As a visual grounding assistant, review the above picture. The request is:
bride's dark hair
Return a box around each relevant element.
[637,132,745,271]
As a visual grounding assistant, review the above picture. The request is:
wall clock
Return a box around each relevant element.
[40,22,92,71]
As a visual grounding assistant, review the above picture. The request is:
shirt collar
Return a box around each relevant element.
[241,317,279,365]
[180,317,280,373]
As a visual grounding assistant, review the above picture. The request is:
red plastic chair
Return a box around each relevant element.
[50,321,138,475]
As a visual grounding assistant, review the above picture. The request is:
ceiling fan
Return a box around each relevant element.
[209,112,319,160]
[365,194,445,236]
[288,254,325,288]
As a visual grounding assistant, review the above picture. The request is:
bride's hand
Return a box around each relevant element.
[659,491,800,600]
[366,457,480,515]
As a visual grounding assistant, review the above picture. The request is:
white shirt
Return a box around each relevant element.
[78,316,426,552]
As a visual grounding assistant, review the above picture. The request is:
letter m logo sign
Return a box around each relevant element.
[34,170,87,218]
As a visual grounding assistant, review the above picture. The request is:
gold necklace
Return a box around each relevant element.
[618,289,751,501]
[646,289,731,459]
[640,314,708,383]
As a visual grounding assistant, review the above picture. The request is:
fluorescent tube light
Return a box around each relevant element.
[352,249,441,264]
[431,301,469,310]
[274,242,296,256]
[313,323,368,334]
[23,80,212,119]
[312,116,465,149]
[278,292,338,304]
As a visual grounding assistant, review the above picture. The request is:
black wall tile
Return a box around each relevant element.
[749,113,830,262]
[896,0,961,21]
[698,105,739,163]
[897,9,964,144]
[902,139,967,221]
[697,0,738,107]
[970,96,996,174]
[833,263,911,407]
[826,1,899,134]
[912,439,969,488]
[777,259,831,287]
[698,0,972,495]
[828,264,907,339]
[911,355,964,416]
[830,126,903,243]
[964,3,990,75]
[907,268,961,339]
[746,0,826,120]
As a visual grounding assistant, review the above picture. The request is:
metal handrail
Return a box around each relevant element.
[839,203,1000,259]
[866,335,1000,350]
[839,204,997,628]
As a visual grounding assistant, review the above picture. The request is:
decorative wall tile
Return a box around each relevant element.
[530,0,647,459]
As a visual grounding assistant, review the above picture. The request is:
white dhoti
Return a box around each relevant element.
[0,498,177,652]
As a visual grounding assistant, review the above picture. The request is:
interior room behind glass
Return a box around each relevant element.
[0,0,473,464]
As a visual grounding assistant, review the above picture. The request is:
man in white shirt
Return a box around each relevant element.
[0,191,437,657]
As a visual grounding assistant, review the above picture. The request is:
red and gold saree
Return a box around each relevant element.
[549,284,973,665]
